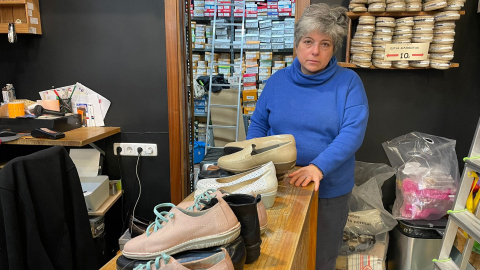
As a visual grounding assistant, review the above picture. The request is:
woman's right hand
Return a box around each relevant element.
[288,164,323,191]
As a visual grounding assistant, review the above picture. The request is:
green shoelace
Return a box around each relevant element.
[133,253,170,270]
[186,188,218,211]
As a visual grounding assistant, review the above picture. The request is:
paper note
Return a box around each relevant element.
[70,149,101,177]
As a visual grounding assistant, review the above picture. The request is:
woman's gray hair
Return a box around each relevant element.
[294,3,349,52]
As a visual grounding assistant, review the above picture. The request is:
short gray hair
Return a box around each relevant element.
[294,3,349,52]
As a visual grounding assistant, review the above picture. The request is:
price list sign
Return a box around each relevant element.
[384,43,429,61]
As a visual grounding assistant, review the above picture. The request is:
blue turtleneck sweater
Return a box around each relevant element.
[247,56,369,198]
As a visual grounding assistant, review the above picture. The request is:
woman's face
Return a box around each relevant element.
[296,31,334,75]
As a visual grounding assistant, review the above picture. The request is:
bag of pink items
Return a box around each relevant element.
[382,132,460,220]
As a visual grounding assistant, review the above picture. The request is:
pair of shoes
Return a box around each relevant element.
[123,197,241,260]
[218,135,297,174]
[130,248,234,270]
[116,236,246,270]
[195,161,278,208]
[177,189,268,235]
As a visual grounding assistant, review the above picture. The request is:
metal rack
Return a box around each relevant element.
[435,118,480,270]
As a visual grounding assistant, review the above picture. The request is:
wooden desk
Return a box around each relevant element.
[100,176,318,270]
[89,190,123,216]
[3,126,121,147]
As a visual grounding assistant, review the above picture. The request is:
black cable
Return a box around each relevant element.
[117,146,130,234]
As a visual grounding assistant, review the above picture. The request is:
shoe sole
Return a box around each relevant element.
[260,190,277,209]
[274,160,296,174]
[123,223,241,260]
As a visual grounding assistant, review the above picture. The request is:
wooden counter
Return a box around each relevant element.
[101,174,318,270]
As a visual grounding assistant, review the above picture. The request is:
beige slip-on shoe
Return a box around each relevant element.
[123,198,241,260]
[224,134,296,154]
[218,141,296,174]
[195,161,278,208]
[133,248,234,270]
[178,189,268,234]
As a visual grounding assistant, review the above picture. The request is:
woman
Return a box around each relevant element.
[246,3,369,269]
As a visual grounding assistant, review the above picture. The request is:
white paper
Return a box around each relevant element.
[30,17,38,24]
[38,82,111,127]
[88,95,104,126]
[70,149,101,177]
[27,2,34,10]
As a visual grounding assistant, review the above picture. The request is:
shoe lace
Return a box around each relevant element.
[133,253,170,270]
[187,188,217,211]
[146,203,176,237]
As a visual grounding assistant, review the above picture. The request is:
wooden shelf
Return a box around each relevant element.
[0,0,42,34]
[88,190,123,216]
[338,62,459,69]
[346,10,465,18]
[0,0,26,5]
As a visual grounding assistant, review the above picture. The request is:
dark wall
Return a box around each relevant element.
[0,0,170,227]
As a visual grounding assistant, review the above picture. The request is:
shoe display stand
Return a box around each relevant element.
[100,170,318,270]
[434,117,480,270]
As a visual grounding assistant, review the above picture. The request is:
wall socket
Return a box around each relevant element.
[114,143,157,156]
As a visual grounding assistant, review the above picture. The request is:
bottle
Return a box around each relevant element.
[8,23,17,43]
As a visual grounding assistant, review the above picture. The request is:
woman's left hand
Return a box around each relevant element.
[288,164,323,191]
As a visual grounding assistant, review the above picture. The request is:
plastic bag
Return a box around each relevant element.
[340,162,397,256]
[382,132,459,220]
[346,162,398,236]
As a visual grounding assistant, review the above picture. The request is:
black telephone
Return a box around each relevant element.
[31,128,65,140]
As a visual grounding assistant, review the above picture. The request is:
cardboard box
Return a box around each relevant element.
[243,89,258,101]
[244,106,255,115]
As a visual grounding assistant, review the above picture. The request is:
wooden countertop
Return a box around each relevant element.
[3,126,120,147]
[100,173,317,270]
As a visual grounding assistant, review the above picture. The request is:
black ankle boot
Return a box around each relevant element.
[222,194,262,264]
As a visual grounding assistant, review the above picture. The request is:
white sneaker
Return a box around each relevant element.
[195,161,278,208]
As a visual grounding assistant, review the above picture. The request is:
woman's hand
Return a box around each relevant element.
[288,164,323,191]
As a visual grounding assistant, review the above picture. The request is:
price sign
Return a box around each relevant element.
[384,43,429,61]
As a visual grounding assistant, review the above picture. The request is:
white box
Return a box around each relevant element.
[118,229,132,250]
[80,175,109,212]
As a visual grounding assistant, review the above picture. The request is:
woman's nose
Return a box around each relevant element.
[311,44,320,55]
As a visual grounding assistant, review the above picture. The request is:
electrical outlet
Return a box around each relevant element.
[114,143,157,156]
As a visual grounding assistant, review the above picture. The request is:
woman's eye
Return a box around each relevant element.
[322,42,330,47]
[304,39,312,44]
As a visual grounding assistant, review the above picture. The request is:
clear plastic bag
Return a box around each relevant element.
[346,162,398,236]
[340,162,397,256]
[382,132,460,220]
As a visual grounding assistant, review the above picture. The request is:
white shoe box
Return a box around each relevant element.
[80,175,109,211]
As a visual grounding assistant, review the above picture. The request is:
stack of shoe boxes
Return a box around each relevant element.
[191,0,296,19]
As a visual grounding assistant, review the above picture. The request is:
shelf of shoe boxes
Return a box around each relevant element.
[338,0,465,69]
[190,0,295,142]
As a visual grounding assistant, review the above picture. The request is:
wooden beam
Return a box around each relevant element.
[165,0,187,204]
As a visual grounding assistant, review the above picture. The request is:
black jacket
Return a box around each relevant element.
[0,146,96,270]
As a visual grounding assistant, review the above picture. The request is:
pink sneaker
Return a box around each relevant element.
[123,197,241,260]
[178,189,268,234]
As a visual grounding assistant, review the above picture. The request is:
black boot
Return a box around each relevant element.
[222,194,262,264]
